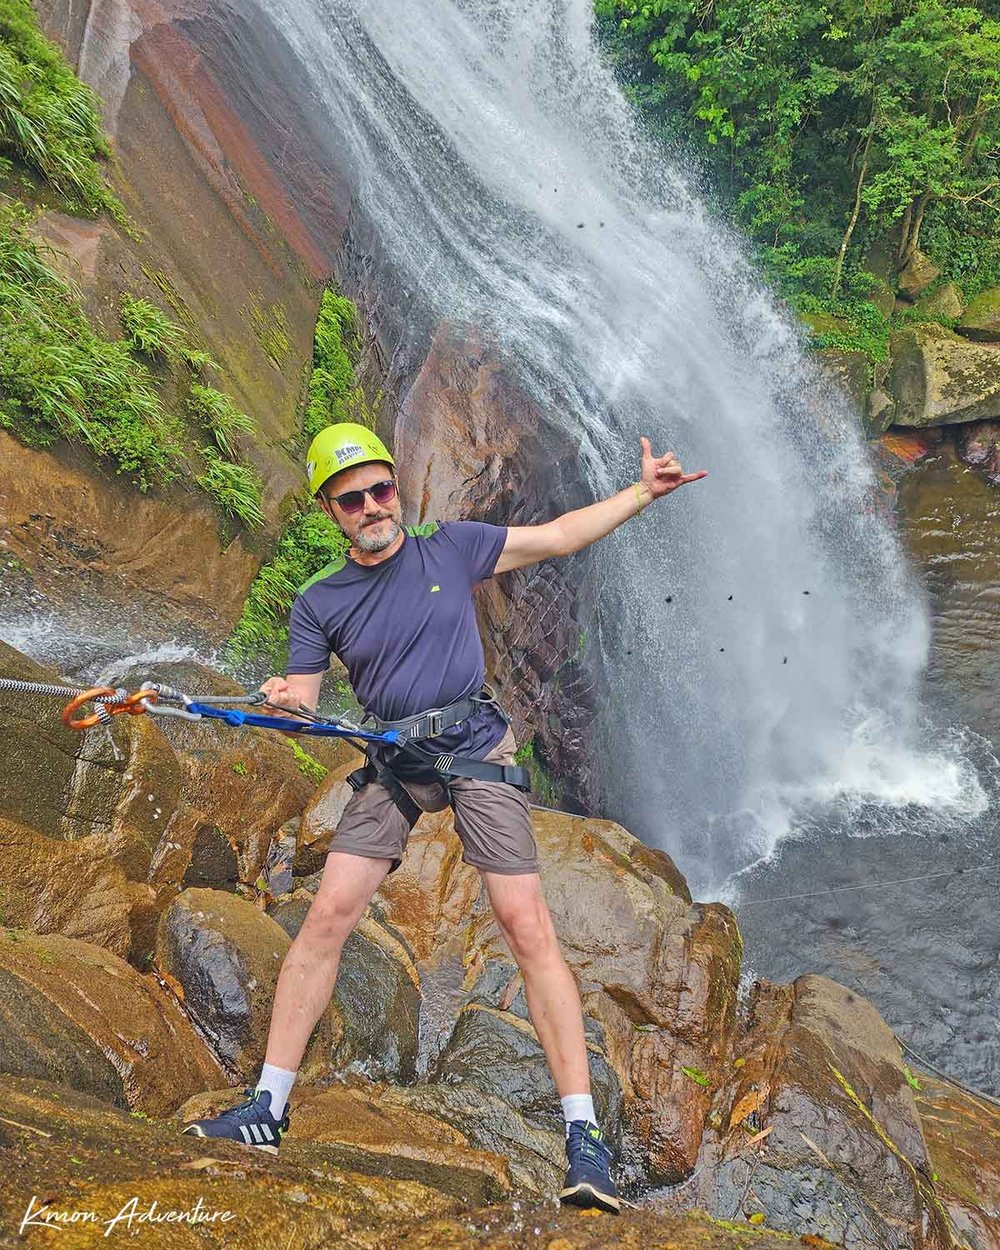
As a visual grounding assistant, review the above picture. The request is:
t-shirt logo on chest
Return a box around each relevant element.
[430,584,441,593]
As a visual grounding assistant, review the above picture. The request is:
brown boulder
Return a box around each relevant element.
[0,814,160,964]
[814,349,870,409]
[916,281,965,320]
[0,929,224,1114]
[152,709,352,889]
[0,640,180,868]
[898,249,941,300]
[374,808,730,1184]
[269,892,422,1083]
[274,1081,511,1203]
[0,433,262,643]
[679,975,952,1248]
[179,1080,512,1203]
[885,323,1000,426]
[154,888,336,1084]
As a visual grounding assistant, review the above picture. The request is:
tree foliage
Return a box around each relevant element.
[597,0,1000,310]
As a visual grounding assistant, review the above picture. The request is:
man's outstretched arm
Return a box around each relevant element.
[494,437,706,575]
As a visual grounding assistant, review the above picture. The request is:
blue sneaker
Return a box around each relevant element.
[181,1088,289,1155]
[559,1120,620,1213]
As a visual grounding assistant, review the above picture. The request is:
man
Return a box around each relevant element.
[183,421,706,1211]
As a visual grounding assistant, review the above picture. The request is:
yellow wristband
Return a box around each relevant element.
[635,482,647,516]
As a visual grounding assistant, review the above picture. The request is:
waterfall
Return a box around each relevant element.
[251,0,985,894]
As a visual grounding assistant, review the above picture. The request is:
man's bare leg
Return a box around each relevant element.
[481,869,619,1212]
[264,851,392,1069]
[480,870,589,1096]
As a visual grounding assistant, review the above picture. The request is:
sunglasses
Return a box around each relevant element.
[324,478,398,515]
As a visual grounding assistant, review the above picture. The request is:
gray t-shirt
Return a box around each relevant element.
[288,520,509,764]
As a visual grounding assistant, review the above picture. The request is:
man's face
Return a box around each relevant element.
[318,460,402,553]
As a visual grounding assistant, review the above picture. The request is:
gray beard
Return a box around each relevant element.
[352,518,402,554]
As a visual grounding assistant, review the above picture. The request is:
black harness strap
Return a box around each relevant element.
[346,687,531,821]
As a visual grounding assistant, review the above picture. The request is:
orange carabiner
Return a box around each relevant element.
[61,687,157,731]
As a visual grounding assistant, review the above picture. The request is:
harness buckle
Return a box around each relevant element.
[424,710,445,738]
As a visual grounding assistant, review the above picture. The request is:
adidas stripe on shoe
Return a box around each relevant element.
[181,1088,289,1155]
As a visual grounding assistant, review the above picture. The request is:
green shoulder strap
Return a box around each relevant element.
[405,522,440,537]
[297,552,347,595]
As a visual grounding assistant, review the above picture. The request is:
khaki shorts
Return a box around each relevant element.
[329,725,539,875]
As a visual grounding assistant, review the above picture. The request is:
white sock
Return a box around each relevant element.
[255,1063,297,1119]
[561,1093,596,1133]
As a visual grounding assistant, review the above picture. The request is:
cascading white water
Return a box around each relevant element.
[254,0,986,893]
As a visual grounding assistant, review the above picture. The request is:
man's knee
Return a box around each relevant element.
[490,883,560,965]
[298,895,358,948]
[298,853,390,948]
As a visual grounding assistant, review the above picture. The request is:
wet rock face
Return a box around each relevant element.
[0,930,224,1114]
[154,888,336,1083]
[2,1075,824,1250]
[679,976,953,1249]
[916,1074,1000,1250]
[18,0,351,643]
[389,323,602,810]
[360,804,734,1186]
[0,433,262,645]
[0,645,342,965]
[270,889,422,1085]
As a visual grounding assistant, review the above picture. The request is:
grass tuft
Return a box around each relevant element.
[119,294,184,360]
[187,383,255,456]
[0,205,181,487]
[195,445,265,530]
[226,510,347,669]
[0,0,120,216]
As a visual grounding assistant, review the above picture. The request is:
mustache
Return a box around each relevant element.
[361,513,392,526]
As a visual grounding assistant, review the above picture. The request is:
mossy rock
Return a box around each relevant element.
[915,281,964,320]
[957,284,1000,342]
[799,310,852,339]
[885,323,1000,426]
[897,249,941,300]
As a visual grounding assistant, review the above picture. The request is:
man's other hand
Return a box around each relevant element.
[640,436,707,501]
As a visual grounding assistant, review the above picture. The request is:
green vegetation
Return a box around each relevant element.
[513,736,561,807]
[227,281,379,672]
[244,293,291,366]
[0,0,266,529]
[304,287,382,439]
[188,383,256,455]
[226,510,348,668]
[196,445,265,529]
[288,738,328,784]
[597,0,1000,358]
[0,206,180,486]
[0,0,119,216]
[119,294,184,359]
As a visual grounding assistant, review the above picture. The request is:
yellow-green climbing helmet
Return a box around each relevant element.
[306,422,395,496]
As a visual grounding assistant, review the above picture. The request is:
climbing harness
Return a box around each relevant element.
[349,683,531,819]
[0,676,531,813]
